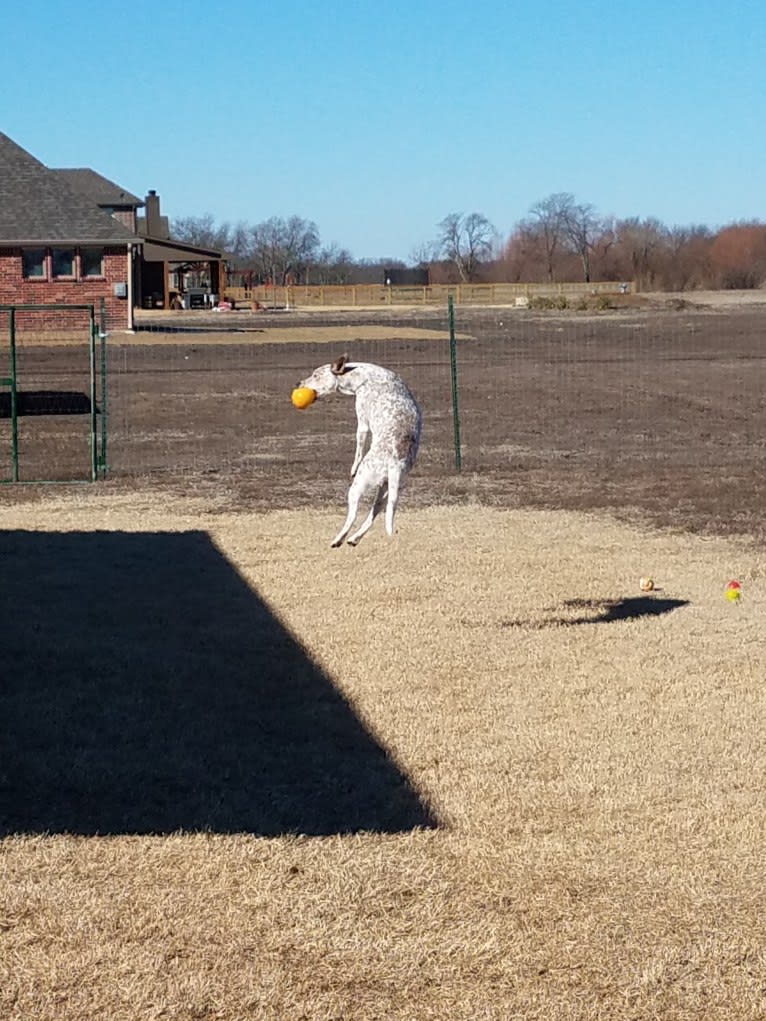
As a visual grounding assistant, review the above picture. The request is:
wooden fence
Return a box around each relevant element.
[224,280,635,309]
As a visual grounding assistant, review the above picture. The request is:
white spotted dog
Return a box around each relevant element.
[297,355,422,547]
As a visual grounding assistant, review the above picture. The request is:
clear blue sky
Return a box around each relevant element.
[3,0,764,261]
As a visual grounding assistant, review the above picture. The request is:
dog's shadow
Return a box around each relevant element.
[555,596,689,625]
[500,595,689,629]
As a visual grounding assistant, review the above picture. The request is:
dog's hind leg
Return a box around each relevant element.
[330,472,367,547]
[347,483,388,546]
[383,465,404,537]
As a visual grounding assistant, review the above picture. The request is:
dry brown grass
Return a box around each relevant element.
[1,491,765,1020]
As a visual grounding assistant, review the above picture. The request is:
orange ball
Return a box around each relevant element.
[291,387,316,409]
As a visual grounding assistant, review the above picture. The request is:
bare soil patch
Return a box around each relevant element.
[132,322,464,346]
[3,300,765,547]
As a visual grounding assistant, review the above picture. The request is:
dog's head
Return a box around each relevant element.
[297,354,356,398]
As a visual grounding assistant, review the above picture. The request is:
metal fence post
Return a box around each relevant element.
[448,296,462,470]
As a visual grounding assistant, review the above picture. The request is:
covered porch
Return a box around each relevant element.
[137,238,225,310]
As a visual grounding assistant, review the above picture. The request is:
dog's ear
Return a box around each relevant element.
[331,354,350,375]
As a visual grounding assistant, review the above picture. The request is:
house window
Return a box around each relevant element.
[22,248,46,279]
[52,248,75,278]
[81,248,104,278]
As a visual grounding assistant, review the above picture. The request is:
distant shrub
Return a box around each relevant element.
[529,295,568,310]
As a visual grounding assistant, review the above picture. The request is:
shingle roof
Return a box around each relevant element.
[51,168,144,209]
[0,132,138,244]
[142,238,224,262]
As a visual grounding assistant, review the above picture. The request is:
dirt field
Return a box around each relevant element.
[1,297,765,1019]
[2,298,765,543]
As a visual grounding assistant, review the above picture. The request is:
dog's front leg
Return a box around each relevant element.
[350,421,370,477]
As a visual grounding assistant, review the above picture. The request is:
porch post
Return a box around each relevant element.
[126,242,135,332]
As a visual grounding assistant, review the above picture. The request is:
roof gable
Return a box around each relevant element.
[51,168,144,209]
[0,133,138,244]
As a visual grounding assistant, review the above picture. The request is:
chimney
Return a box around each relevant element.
[145,190,162,238]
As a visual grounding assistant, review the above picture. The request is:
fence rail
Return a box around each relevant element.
[225,280,634,309]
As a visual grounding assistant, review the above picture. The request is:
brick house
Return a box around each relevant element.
[0,132,223,330]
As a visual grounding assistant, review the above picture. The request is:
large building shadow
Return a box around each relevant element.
[0,530,437,837]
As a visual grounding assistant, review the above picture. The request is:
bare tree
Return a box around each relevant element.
[226,221,251,259]
[709,222,766,289]
[248,216,320,285]
[170,214,232,251]
[670,224,713,290]
[437,212,496,281]
[312,243,355,285]
[409,240,439,268]
[522,193,575,281]
[561,201,602,282]
[612,217,668,290]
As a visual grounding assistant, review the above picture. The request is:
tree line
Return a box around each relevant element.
[171,195,766,291]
